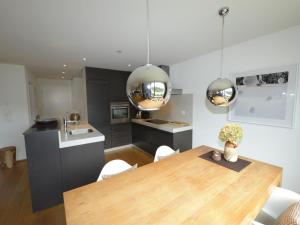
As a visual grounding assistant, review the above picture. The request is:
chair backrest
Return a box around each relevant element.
[264,187,300,218]
[154,145,179,162]
[97,159,135,181]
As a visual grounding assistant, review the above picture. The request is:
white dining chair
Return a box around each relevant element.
[154,145,179,162]
[97,159,137,181]
[252,187,300,225]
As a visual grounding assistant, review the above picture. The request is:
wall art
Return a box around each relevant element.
[228,65,298,128]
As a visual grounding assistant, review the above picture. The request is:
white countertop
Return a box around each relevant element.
[131,119,192,133]
[58,122,105,149]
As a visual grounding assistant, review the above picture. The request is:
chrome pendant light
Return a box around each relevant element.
[126,0,172,111]
[206,7,237,107]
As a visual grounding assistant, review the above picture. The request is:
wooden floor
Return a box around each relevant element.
[0,147,153,225]
[105,147,153,166]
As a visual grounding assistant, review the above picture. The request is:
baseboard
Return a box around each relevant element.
[131,145,154,158]
[130,144,143,152]
[16,159,27,162]
[104,144,134,153]
[104,144,154,158]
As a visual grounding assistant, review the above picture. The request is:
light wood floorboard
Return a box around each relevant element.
[105,147,154,166]
[0,147,152,225]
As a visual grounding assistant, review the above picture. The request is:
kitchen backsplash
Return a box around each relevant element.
[150,94,193,124]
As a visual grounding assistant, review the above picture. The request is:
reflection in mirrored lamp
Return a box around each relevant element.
[206,7,237,107]
[127,64,171,111]
[207,78,237,106]
[126,0,172,111]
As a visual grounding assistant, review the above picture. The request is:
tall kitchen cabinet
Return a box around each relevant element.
[85,67,133,149]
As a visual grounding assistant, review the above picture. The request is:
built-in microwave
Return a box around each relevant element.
[110,102,130,124]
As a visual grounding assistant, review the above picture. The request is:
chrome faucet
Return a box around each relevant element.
[136,111,142,119]
[64,116,68,133]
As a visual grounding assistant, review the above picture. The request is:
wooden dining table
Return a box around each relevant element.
[63,145,282,225]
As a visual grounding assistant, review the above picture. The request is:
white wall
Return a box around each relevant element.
[71,77,87,121]
[37,78,73,119]
[0,63,31,160]
[170,25,300,193]
[151,94,193,124]
[25,68,38,124]
[36,77,87,121]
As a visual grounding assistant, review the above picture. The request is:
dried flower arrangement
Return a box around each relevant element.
[219,124,243,145]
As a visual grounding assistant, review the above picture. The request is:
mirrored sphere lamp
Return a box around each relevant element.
[206,78,237,106]
[127,64,172,111]
[126,0,172,111]
[206,6,238,107]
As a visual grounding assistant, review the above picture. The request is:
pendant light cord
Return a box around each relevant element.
[220,14,225,77]
[146,0,150,65]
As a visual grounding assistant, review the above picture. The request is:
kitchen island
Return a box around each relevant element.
[23,121,105,212]
[132,119,192,155]
[59,123,105,192]
[59,122,104,148]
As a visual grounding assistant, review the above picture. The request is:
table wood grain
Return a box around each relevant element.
[63,145,282,225]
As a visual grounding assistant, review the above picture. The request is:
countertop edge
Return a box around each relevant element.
[58,124,105,149]
[131,119,192,133]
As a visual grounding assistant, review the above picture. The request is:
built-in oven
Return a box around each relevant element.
[110,102,130,124]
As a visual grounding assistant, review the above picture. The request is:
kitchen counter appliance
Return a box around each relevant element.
[110,102,130,124]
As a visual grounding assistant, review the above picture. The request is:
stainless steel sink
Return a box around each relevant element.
[68,128,93,135]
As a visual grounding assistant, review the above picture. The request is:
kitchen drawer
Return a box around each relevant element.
[111,136,132,147]
[132,122,192,156]
[149,129,172,146]
[111,131,131,139]
[111,123,131,133]
[111,123,132,147]
[111,124,131,138]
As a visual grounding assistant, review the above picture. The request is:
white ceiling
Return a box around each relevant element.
[0,0,300,79]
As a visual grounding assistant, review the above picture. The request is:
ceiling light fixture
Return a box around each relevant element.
[63,64,67,68]
[62,71,65,74]
[128,64,132,67]
[126,0,172,111]
[82,57,87,62]
[61,76,65,79]
[206,7,237,107]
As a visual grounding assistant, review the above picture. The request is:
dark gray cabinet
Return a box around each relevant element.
[24,127,62,212]
[86,79,111,125]
[132,123,192,156]
[111,123,132,147]
[24,125,105,212]
[110,73,129,101]
[86,76,111,148]
[85,67,134,149]
[60,142,104,192]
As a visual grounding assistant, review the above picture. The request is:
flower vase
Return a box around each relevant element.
[224,141,238,162]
